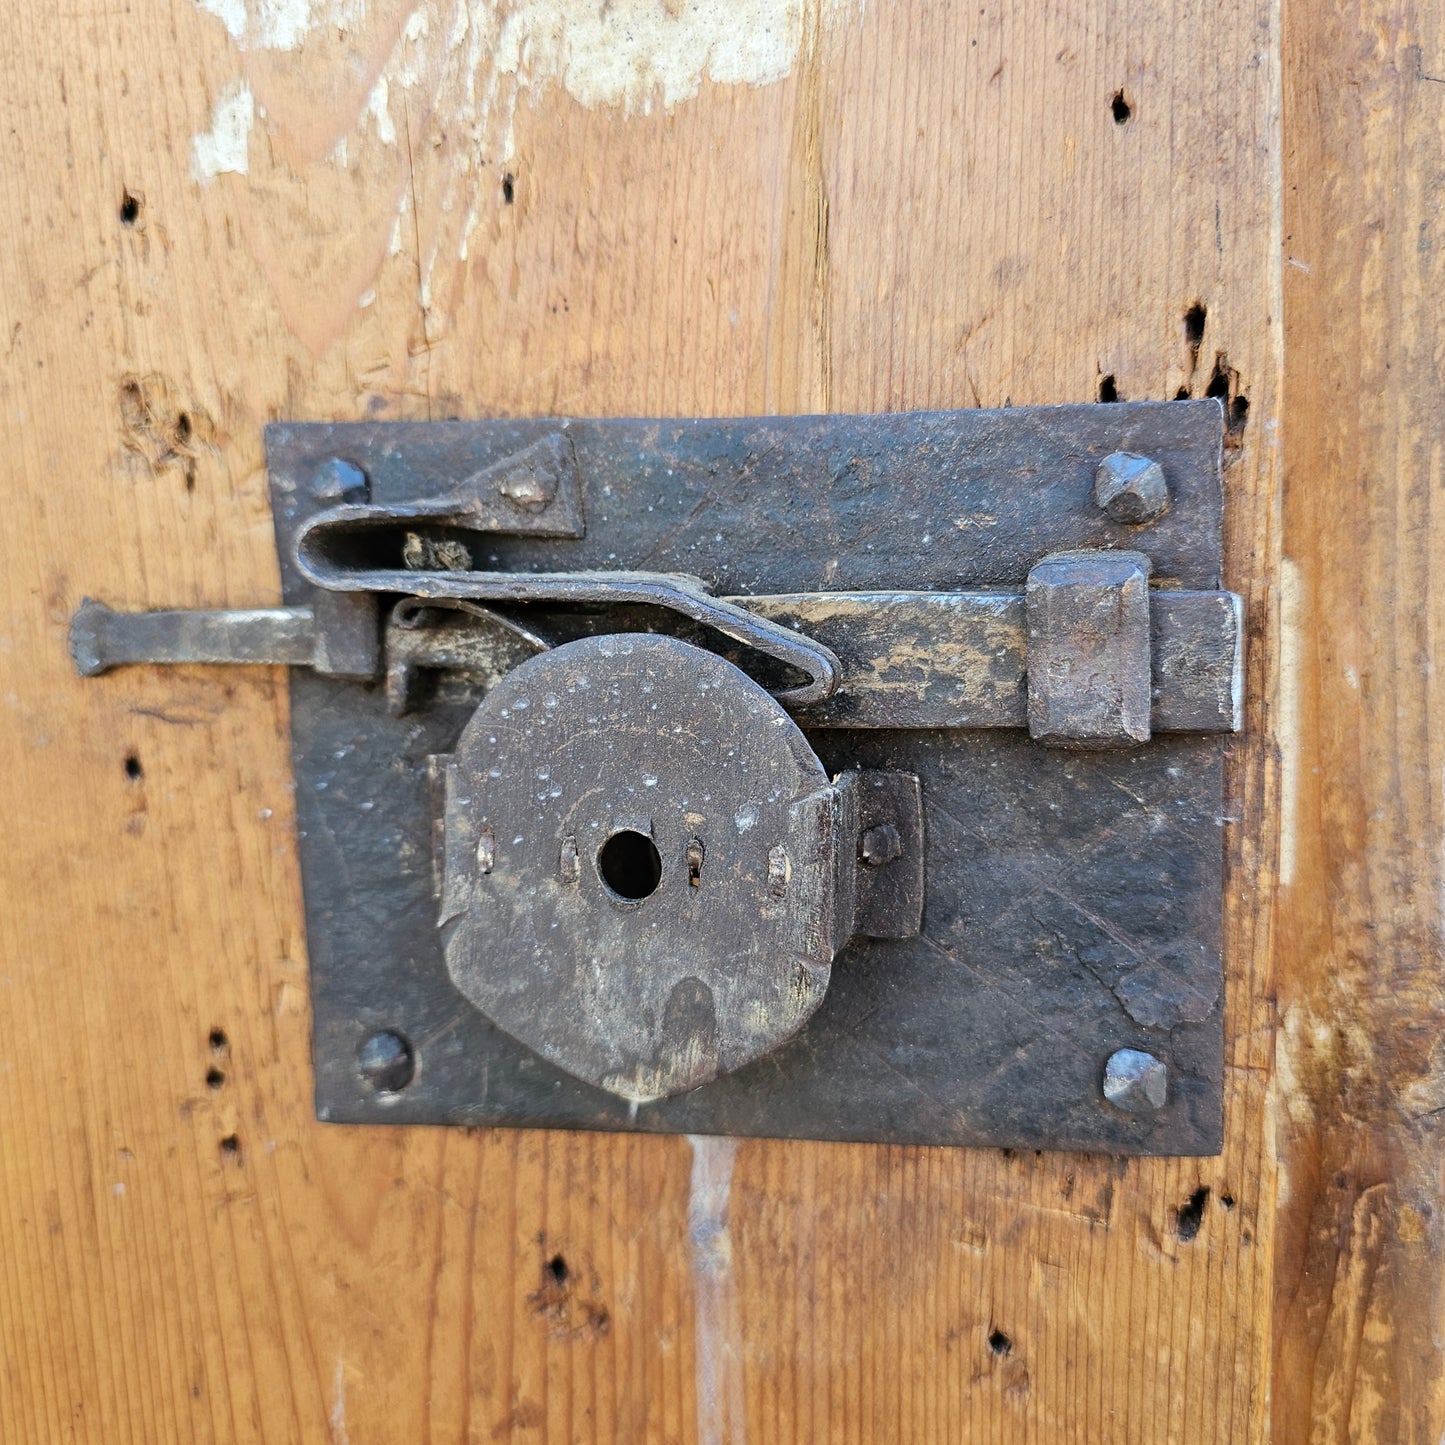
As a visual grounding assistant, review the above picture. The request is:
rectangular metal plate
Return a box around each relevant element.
[267,401,1229,1154]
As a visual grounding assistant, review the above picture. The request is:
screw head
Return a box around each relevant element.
[859,822,903,868]
[1094,452,1169,524]
[1102,1047,1168,1112]
[311,457,369,504]
[357,1030,415,1093]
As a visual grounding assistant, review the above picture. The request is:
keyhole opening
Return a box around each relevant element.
[597,830,662,901]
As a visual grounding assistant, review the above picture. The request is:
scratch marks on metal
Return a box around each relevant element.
[688,1135,744,1445]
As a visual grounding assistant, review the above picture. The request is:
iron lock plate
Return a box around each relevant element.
[70,402,1239,1152]
[243,401,1236,1155]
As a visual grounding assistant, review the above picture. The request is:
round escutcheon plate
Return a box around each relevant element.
[440,633,842,1102]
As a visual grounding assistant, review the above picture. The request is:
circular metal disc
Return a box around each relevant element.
[440,634,839,1102]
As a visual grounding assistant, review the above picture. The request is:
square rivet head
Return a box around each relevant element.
[1026,550,1152,747]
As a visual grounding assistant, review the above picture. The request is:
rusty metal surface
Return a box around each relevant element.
[839,769,925,940]
[74,587,1242,735]
[746,589,1240,732]
[440,633,843,1102]
[268,400,1230,1153]
[69,600,317,675]
[1025,550,1153,746]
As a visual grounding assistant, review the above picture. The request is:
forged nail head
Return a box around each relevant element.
[357,1030,415,1093]
[859,822,903,868]
[1094,452,1169,524]
[1102,1048,1168,1112]
[311,457,369,504]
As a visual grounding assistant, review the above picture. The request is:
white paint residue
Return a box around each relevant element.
[1277,557,1302,886]
[329,1355,350,1445]
[493,0,806,114]
[197,0,365,49]
[366,76,398,146]
[190,83,255,183]
[191,0,854,266]
[688,1135,744,1445]
[197,0,247,42]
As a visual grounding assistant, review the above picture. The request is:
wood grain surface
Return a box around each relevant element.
[1274,0,1445,1439]
[0,0,1423,1438]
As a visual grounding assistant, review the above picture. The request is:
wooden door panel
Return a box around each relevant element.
[3,0,1433,1438]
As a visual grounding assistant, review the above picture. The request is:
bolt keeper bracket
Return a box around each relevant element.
[70,401,1241,1155]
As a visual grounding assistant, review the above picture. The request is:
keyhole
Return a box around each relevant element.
[597,830,662,901]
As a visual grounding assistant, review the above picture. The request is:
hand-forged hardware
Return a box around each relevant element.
[72,402,1242,1154]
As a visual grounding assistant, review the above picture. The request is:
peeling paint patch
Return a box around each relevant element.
[493,0,813,114]
[190,83,255,183]
[196,0,247,41]
[193,0,854,237]
[198,0,365,50]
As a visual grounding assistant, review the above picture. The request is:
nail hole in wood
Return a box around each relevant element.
[1175,1186,1210,1242]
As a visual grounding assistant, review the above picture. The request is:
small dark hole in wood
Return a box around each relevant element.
[502,172,515,204]
[1111,90,1131,124]
[1229,393,1250,430]
[120,191,141,225]
[546,1254,569,1285]
[219,1134,241,1160]
[1220,1194,1236,1210]
[1184,301,1207,347]
[1175,386,1191,400]
[1098,374,1120,403]
[209,1028,228,1052]
[1175,1186,1210,1242]
[175,412,192,442]
[205,1067,225,1090]
[988,1328,1012,1356]
[123,753,143,781]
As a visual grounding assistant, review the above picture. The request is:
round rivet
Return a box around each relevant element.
[1094,452,1169,524]
[1102,1047,1168,1112]
[357,1030,415,1093]
[311,456,369,504]
[859,823,903,868]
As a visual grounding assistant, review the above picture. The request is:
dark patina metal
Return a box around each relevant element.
[1025,549,1154,746]
[73,400,1239,1154]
